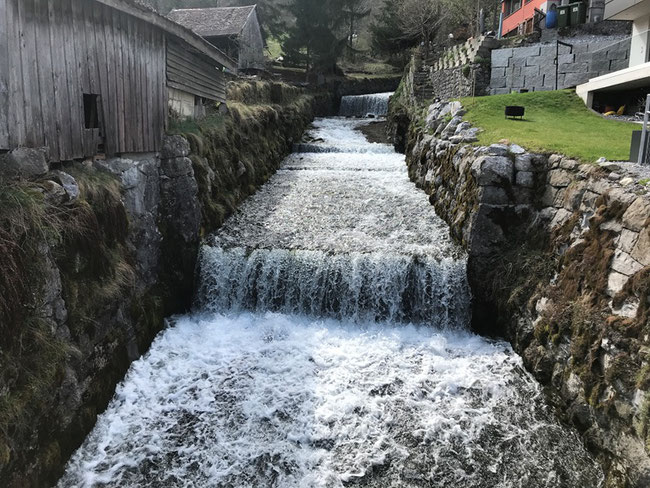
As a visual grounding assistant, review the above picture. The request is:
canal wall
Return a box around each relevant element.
[0,81,314,487]
[391,98,650,487]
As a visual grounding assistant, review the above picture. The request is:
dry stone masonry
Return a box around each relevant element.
[404,100,650,487]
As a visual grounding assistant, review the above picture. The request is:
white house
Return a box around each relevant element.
[577,0,650,108]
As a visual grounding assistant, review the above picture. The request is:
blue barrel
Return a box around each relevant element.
[546,9,558,29]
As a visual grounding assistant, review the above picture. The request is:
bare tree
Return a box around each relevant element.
[396,0,446,59]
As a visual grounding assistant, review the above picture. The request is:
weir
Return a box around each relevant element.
[339,92,392,117]
[59,99,603,487]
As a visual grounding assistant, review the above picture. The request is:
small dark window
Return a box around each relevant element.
[83,93,100,129]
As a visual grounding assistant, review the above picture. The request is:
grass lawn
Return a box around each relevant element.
[459,90,640,162]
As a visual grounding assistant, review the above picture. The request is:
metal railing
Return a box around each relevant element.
[639,94,650,165]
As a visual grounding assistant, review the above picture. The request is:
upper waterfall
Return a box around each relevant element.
[339,92,393,117]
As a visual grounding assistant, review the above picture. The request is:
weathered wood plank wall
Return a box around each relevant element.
[0,0,166,162]
[167,40,227,103]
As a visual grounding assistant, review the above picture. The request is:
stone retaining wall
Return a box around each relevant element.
[402,100,650,487]
[490,37,630,94]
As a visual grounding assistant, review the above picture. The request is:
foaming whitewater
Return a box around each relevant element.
[60,106,603,487]
[339,92,392,117]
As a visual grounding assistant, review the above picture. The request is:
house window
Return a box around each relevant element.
[504,0,522,16]
[83,94,100,129]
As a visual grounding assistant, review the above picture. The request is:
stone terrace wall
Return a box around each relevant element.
[490,37,630,94]
[401,101,650,487]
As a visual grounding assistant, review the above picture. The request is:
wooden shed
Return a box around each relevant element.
[0,0,237,163]
[168,5,266,73]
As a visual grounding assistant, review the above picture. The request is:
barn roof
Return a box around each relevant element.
[168,6,257,38]
[95,0,238,71]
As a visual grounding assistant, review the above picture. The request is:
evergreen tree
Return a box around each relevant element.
[282,0,345,73]
[370,0,418,65]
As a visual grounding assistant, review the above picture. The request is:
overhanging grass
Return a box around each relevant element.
[460,90,640,162]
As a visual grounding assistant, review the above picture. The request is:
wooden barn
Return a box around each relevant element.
[0,0,237,163]
[168,5,265,73]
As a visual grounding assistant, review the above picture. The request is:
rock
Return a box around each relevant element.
[237,161,247,177]
[559,159,578,170]
[631,227,650,266]
[549,154,564,166]
[440,116,463,140]
[449,135,464,144]
[596,157,607,164]
[618,229,639,253]
[607,271,629,296]
[160,135,190,159]
[449,101,463,117]
[550,208,573,228]
[622,197,650,232]
[611,250,644,276]
[471,155,514,186]
[619,177,634,186]
[53,171,80,203]
[454,121,472,135]
[0,147,49,179]
[515,171,535,188]
[487,144,509,156]
[515,154,534,172]
[549,169,572,187]
[509,144,526,155]
[608,172,622,181]
[39,180,67,205]
[479,186,510,205]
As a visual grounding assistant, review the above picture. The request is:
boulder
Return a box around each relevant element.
[622,197,650,232]
[160,135,190,160]
[509,144,526,155]
[471,155,514,186]
[53,171,80,203]
[0,147,49,180]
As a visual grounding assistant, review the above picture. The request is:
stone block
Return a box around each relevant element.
[490,77,507,89]
[522,65,540,78]
[516,171,535,188]
[631,227,650,266]
[540,45,557,57]
[618,229,639,254]
[526,56,544,66]
[511,57,528,68]
[575,52,593,64]
[607,271,629,297]
[542,186,559,207]
[558,53,575,64]
[559,62,589,73]
[549,169,572,187]
[563,72,592,87]
[611,250,644,276]
[480,186,510,205]
[513,46,541,58]
[161,134,190,159]
[492,48,512,67]
[622,197,650,232]
[491,88,510,95]
[524,75,544,90]
[0,147,49,180]
[607,48,628,61]
[571,42,590,54]
[471,155,514,186]
[491,67,506,78]
[590,59,611,73]
[610,59,629,72]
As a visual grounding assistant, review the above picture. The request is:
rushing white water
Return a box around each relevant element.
[339,92,393,117]
[59,111,603,487]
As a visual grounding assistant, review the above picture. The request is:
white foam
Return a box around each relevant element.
[59,313,603,487]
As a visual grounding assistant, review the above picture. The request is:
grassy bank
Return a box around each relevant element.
[460,90,639,162]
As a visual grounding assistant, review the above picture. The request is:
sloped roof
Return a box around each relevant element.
[95,0,237,70]
[168,6,256,38]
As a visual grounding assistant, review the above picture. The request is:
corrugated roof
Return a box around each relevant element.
[168,5,256,38]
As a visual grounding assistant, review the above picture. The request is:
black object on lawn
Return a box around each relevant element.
[505,106,525,120]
